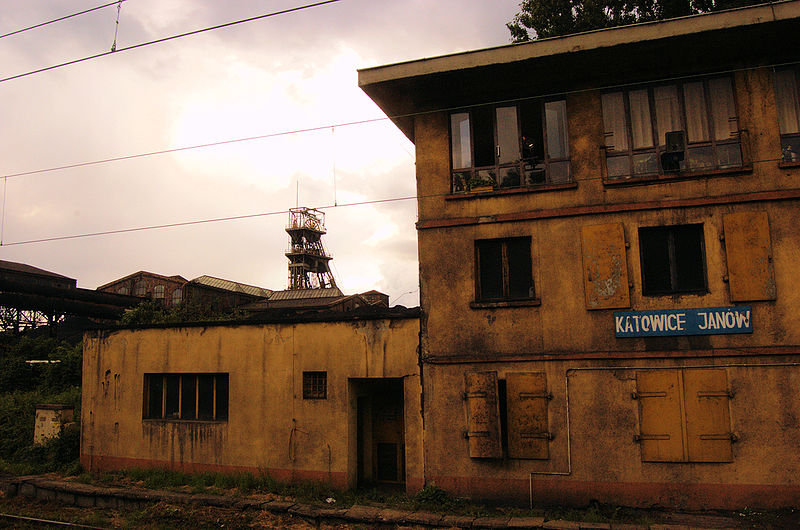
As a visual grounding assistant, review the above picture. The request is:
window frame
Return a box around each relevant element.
[143,373,229,422]
[133,280,147,297]
[774,68,800,165]
[302,371,327,400]
[473,236,538,306]
[449,98,571,194]
[602,76,743,180]
[638,224,708,297]
[153,284,165,300]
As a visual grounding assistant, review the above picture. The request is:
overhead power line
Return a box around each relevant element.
[0,145,795,247]
[5,59,800,183]
[2,117,385,180]
[0,1,127,40]
[0,0,341,83]
[0,194,418,247]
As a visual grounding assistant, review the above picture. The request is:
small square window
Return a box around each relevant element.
[475,237,534,302]
[639,224,706,296]
[303,371,327,400]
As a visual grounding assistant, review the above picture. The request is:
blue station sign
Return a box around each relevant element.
[614,306,752,338]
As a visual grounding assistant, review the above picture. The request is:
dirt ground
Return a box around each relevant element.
[0,496,350,529]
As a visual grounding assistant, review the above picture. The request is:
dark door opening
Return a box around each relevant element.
[353,378,405,488]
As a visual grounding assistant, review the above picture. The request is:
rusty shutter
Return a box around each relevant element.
[464,371,502,459]
[580,223,631,310]
[723,211,776,301]
[636,370,686,462]
[683,369,733,462]
[506,372,550,459]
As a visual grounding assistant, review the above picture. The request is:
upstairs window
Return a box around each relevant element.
[602,77,742,179]
[475,237,534,302]
[153,284,165,300]
[450,99,570,193]
[172,288,183,306]
[639,224,707,296]
[133,280,147,297]
[774,69,800,163]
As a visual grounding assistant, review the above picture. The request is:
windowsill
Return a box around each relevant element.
[470,298,541,309]
[641,290,709,298]
[143,418,227,424]
[603,165,752,187]
[447,182,577,200]
[778,160,800,169]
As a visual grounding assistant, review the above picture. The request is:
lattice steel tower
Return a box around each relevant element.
[285,207,337,290]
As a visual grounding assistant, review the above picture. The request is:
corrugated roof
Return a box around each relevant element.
[191,275,272,298]
[267,287,343,301]
[96,271,188,290]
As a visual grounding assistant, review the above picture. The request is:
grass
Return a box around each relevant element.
[20,467,798,527]
[67,469,679,526]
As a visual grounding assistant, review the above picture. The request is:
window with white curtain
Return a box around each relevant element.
[601,76,742,179]
[774,69,800,163]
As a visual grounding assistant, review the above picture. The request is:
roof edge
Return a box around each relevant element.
[358,1,799,86]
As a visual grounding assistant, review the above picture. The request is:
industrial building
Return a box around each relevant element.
[359,1,800,509]
[81,1,800,510]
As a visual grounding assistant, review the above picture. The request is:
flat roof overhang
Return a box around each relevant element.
[359,1,800,142]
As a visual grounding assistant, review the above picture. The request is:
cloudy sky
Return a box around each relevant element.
[0,0,522,306]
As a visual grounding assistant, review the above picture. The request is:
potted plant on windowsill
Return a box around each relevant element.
[468,173,496,193]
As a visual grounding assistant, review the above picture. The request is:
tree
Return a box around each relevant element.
[507,0,767,41]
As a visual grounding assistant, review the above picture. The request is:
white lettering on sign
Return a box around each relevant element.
[698,309,750,331]
[615,307,751,337]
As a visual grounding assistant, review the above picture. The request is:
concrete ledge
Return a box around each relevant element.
[0,474,747,529]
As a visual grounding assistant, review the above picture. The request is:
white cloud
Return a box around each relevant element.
[0,0,521,302]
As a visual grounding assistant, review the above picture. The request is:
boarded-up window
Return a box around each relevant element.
[506,372,550,459]
[464,371,502,458]
[636,369,732,462]
[581,223,630,309]
[723,211,776,301]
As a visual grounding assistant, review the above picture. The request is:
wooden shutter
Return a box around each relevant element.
[506,372,550,459]
[723,211,776,301]
[464,371,502,458]
[580,223,631,310]
[636,370,686,462]
[683,369,733,462]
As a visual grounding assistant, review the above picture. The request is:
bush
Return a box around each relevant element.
[0,334,83,475]
[0,387,81,473]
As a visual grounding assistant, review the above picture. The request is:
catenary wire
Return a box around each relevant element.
[2,56,799,245]
[2,118,385,180]
[3,59,800,181]
[0,195,419,246]
[2,144,796,247]
[0,0,341,83]
[0,1,127,40]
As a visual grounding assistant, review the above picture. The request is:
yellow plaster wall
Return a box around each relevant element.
[415,66,800,359]
[412,65,800,508]
[81,317,422,491]
[422,358,800,508]
[415,68,793,225]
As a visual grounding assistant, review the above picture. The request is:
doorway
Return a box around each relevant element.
[352,378,405,488]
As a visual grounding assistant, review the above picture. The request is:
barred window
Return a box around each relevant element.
[143,373,228,421]
[303,371,327,400]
